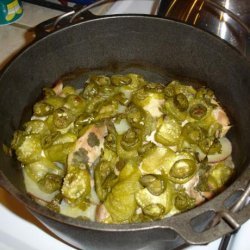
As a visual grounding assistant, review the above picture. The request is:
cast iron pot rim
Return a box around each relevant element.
[0,14,250,244]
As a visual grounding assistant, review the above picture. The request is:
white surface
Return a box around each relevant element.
[19,2,63,27]
[105,0,157,15]
[0,188,74,250]
[0,1,249,250]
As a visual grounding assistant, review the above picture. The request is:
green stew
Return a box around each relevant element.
[11,73,234,223]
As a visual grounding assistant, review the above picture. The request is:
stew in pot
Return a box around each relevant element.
[10,73,234,224]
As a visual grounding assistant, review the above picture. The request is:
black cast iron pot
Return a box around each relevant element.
[0,10,250,250]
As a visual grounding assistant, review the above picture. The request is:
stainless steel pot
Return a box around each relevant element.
[0,2,250,249]
[157,0,250,57]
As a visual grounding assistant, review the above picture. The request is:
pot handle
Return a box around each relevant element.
[34,0,158,38]
[160,179,250,245]
[33,0,113,39]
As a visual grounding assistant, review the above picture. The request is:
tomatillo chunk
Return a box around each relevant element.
[43,87,56,97]
[155,118,181,146]
[120,128,141,151]
[111,75,132,86]
[41,131,60,148]
[44,142,75,164]
[15,135,43,164]
[207,138,222,154]
[33,101,54,117]
[189,103,207,119]
[126,105,145,128]
[138,142,155,156]
[164,85,175,98]
[142,203,165,219]
[25,158,64,183]
[140,175,165,196]
[65,94,86,113]
[61,86,76,96]
[170,159,196,179]
[182,123,204,144]
[82,82,99,98]
[75,114,94,129]
[175,192,195,211]
[104,133,117,152]
[134,89,148,101]
[23,120,49,136]
[208,162,234,190]
[45,96,65,109]
[174,93,189,111]
[140,174,157,186]
[53,107,74,129]
[144,82,164,93]
[196,87,214,101]
[62,168,91,200]
[90,75,111,86]
[199,137,222,154]
[147,179,165,196]
[38,173,63,193]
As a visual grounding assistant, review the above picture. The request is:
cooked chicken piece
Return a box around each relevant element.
[68,124,108,168]
[212,106,230,137]
[53,81,63,96]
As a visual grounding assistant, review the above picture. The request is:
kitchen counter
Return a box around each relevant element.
[0,1,249,250]
[0,2,63,70]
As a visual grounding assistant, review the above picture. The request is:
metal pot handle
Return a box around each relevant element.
[159,176,250,245]
[34,0,159,37]
[33,0,114,38]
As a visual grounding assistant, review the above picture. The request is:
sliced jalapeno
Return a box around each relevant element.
[174,93,189,111]
[33,101,54,117]
[181,123,204,144]
[170,159,196,179]
[175,192,195,211]
[53,107,74,129]
[140,174,165,196]
[142,203,165,219]
[189,103,207,120]
[111,75,132,86]
[164,85,175,98]
[120,128,141,151]
[90,75,111,86]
